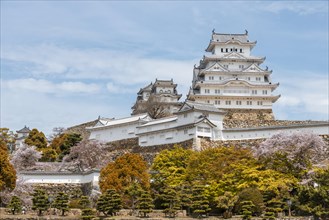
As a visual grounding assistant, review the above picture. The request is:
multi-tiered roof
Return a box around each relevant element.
[188,30,280,110]
[131,79,182,116]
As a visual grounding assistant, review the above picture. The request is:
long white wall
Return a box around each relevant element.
[19,171,100,186]
[89,122,139,142]
[222,123,329,140]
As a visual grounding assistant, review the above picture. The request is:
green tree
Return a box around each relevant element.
[297,167,329,220]
[99,153,150,206]
[217,191,238,218]
[151,146,193,190]
[8,196,22,215]
[32,189,49,216]
[0,140,16,191]
[137,190,154,218]
[263,198,284,220]
[40,147,58,162]
[241,200,255,220]
[97,189,122,216]
[161,186,181,218]
[125,182,143,215]
[79,196,91,209]
[79,196,93,219]
[59,133,82,159]
[81,208,95,220]
[53,192,69,216]
[191,185,211,218]
[24,128,48,150]
[235,188,264,217]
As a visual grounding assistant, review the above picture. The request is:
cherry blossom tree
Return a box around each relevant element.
[11,144,42,171]
[255,131,328,177]
[62,140,107,172]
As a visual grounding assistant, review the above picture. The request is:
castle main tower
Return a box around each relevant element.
[187,30,280,121]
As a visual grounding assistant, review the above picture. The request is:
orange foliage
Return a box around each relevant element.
[99,153,150,193]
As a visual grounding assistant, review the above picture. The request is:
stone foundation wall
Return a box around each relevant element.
[104,138,193,165]
[31,182,92,197]
[66,119,98,141]
[224,109,275,121]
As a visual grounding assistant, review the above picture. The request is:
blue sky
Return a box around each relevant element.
[1,1,328,135]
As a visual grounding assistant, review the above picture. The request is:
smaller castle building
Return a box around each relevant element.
[131,79,182,117]
[15,125,31,150]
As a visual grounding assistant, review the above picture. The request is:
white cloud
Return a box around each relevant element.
[275,73,329,117]
[261,1,328,15]
[2,44,196,90]
[3,78,101,94]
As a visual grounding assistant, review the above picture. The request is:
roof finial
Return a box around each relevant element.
[98,115,101,120]
[245,29,248,35]
[266,66,268,71]
[212,28,215,34]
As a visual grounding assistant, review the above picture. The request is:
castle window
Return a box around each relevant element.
[184,113,187,118]
[247,101,252,105]
[236,101,242,105]
[262,90,267,95]
[221,48,223,52]
[215,100,220,105]
[247,77,251,80]
[225,100,231,105]
[256,77,261,81]
[257,101,263,105]
[219,76,222,80]
[205,89,210,94]
[252,90,257,95]
[239,65,244,69]
[226,48,228,52]
[184,129,188,134]
[240,49,243,53]
[209,76,214,80]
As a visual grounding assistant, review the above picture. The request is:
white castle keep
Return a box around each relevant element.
[188,30,280,110]
[87,31,329,148]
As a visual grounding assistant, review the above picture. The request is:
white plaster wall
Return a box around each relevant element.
[19,172,100,185]
[89,123,138,142]
[139,127,195,147]
[222,124,329,140]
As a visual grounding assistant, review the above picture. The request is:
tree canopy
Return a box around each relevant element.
[0,140,16,191]
[99,153,150,194]
[24,128,48,150]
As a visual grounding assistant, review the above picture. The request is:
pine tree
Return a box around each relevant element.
[241,200,255,220]
[161,186,181,218]
[97,189,122,216]
[24,128,48,150]
[180,183,192,216]
[137,190,154,218]
[263,198,284,220]
[81,208,95,220]
[32,189,49,216]
[79,196,91,209]
[53,192,69,216]
[8,196,22,215]
[79,196,93,220]
[191,185,211,218]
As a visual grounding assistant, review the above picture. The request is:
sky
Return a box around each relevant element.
[1,1,328,136]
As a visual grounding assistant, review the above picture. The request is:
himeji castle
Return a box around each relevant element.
[86,30,329,148]
[187,30,280,113]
